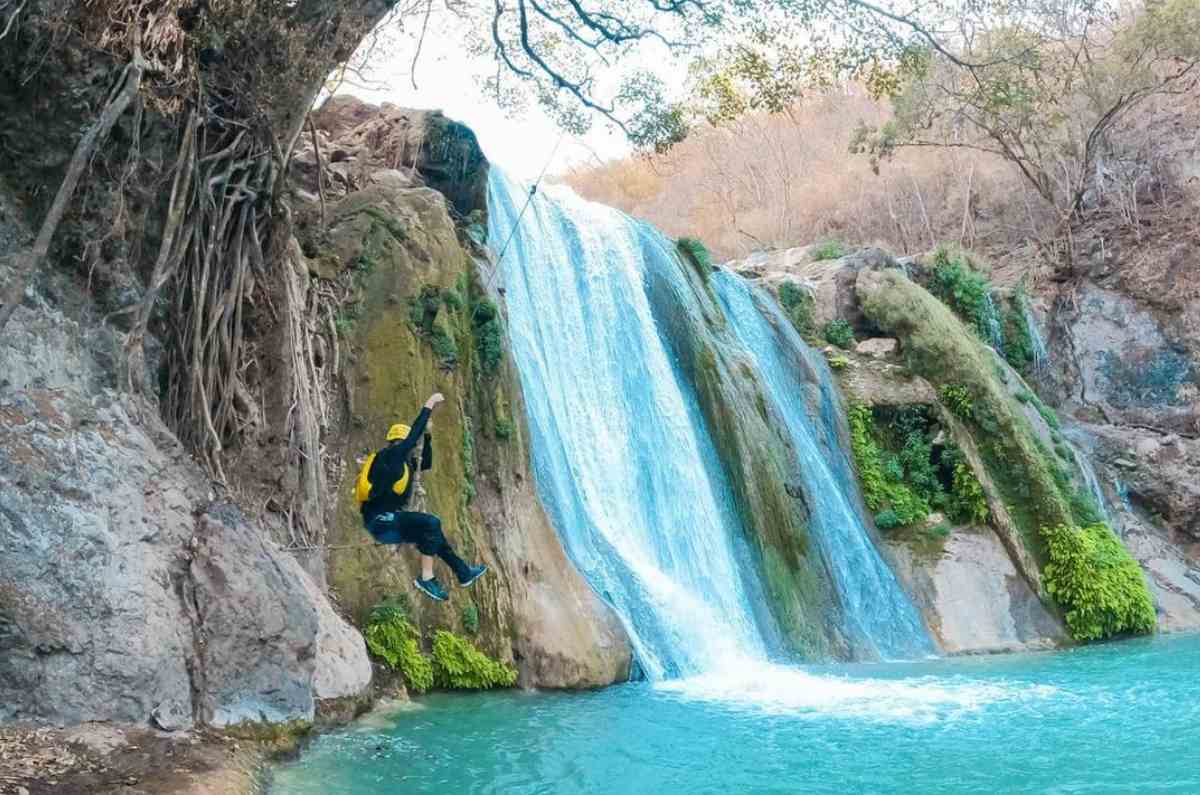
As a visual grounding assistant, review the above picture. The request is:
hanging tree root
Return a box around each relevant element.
[0,49,146,331]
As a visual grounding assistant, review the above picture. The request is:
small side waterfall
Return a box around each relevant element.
[1063,428,1114,527]
[981,292,1005,353]
[1022,298,1049,374]
[712,271,934,660]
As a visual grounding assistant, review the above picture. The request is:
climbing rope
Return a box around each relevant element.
[471,128,569,319]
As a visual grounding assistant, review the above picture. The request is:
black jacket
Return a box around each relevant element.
[362,407,433,523]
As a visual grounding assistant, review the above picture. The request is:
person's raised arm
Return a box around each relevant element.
[405,392,443,444]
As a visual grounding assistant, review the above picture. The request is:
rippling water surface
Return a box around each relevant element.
[272,633,1200,794]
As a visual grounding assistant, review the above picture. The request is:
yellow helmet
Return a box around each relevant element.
[386,423,411,442]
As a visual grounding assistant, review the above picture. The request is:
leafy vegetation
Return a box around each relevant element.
[1043,523,1157,641]
[431,631,518,690]
[927,246,995,344]
[1003,291,1036,375]
[938,384,974,420]
[494,418,515,440]
[948,462,990,525]
[777,281,815,336]
[677,237,714,279]
[364,599,515,691]
[827,352,850,371]
[811,240,847,261]
[848,404,935,529]
[364,599,434,693]
[823,319,856,350]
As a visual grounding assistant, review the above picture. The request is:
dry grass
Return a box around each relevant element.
[563,83,1200,284]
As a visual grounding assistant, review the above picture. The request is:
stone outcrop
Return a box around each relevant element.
[885,528,1065,654]
[732,245,898,335]
[0,329,371,728]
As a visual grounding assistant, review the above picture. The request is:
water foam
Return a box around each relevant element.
[657,660,1056,724]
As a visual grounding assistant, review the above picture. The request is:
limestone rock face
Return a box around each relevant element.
[885,529,1066,654]
[0,211,371,729]
[1046,282,1198,435]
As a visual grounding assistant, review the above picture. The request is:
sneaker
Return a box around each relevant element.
[414,577,448,602]
[457,564,488,588]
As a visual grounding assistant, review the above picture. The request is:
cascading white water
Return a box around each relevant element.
[1022,299,1049,374]
[487,172,770,679]
[1063,428,1113,526]
[712,272,934,660]
[981,292,1005,353]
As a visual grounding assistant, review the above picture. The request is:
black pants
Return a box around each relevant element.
[366,511,471,582]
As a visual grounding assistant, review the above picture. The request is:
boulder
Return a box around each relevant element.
[729,245,898,335]
[885,528,1066,654]
[855,337,898,358]
[0,265,371,728]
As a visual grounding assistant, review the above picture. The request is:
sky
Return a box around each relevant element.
[335,12,640,180]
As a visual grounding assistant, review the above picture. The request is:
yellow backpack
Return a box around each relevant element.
[354,452,410,507]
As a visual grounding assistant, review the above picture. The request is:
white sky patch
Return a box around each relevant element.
[335,13,643,179]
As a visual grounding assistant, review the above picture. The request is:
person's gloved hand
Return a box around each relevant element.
[424,392,445,410]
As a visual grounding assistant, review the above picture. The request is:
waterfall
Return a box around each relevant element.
[712,272,934,660]
[1063,428,1113,527]
[488,172,770,679]
[981,292,1005,353]
[1023,299,1049,374]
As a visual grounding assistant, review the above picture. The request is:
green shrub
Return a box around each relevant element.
[947,462,990,525]
[364,601,434,693]
[827,353,850,371]
[848,404,932,528]
[431,631,518,689]
[928,246,993,342]
[1003,294,1035,375]
[823,319,856,349]
[939,384,974,419]
[875,509,902,529]
[1042,522,1156,641]
[494,418,515,440]
[461,602,480,635]
[1034,398,1061,430]
[1015,390,1033,404]
[677,237,713,278]
[778,282,815,335]
[812,240,847,261]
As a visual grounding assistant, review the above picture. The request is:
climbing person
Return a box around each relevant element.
[356,392,487,601]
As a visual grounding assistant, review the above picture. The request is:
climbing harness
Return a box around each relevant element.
[289,455,429,554]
